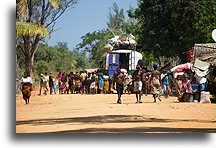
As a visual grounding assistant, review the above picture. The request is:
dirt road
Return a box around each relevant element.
[16,89,216,133]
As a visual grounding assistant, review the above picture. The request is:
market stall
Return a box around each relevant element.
[191,43,216,102]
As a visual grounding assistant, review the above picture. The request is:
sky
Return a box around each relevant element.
[47,0,138,50]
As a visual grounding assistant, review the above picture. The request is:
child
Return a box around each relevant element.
[90,72,96,94]
[180,75,192,102]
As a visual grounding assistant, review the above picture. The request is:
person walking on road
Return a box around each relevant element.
[141,68,147,96]
[20,72,33,104]
[132,65,143,103]
[44,72,49,95]
[149,64,162,102]
[38,73,48,95]
[113,68,125,104]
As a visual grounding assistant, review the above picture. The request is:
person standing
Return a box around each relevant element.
[149,64,162,102]
[80,71,87,94]
[103,72,109,94]
[49,73,54,95]
[113,68,125,104]
[124,73,132,95]
[44,72,49,95]
[68,72,75,94]
[145,72,151,94]
[57,72,63,79]
[57,72,63,94]
[53,76,57,94]
[90,72,96,95]
[20,72,33,104]
[38,73,48,95]
[141,68,147,96]
[63,74,69,94]
[95,74,99,94]
[162,70,172,98]
[85,73,91,94]
[108,76,114,94]
[97,70,104,94]
[132,65,143,103]
[74,72,81,93]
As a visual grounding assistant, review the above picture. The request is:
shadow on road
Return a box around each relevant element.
[48,126,216,133]
[16,114,216,133]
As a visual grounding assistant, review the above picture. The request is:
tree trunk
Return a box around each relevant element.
[23,35,40,82]
[16,53,20,94]
[25,54,34,78]
[159,56,166,67]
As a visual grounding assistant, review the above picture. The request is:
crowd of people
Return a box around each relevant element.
[19,64,214,104]
[38,70,112,96]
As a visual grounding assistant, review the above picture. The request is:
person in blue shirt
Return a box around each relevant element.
[162,70,171,98]
[97,69,104,94]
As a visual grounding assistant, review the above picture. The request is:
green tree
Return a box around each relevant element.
[16,0,78,78]
[107,2,125,35]
[76,30,112,67]
[76,3,137,67]
[34,60,49,76]
[33,42,89,75]
[132,0,216,62]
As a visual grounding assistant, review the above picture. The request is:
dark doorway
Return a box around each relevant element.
[119,53,129,71]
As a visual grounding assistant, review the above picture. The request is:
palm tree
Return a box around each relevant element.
[16,0,59,38]
[16,0,52,83]
[16,0,77,79]
[16,0,56,93]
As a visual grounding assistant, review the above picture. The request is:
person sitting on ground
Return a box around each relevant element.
[179,74,192,102]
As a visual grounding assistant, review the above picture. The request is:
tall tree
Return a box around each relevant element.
[106,2,125,35]
[132,0,216,62]
[16,0,78,78]
[76,3,137,67]
[76,30,112,67]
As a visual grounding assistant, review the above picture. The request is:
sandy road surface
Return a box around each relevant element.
[16,89,216,133]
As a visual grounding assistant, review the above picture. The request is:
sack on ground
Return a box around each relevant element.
[200,91,211,103]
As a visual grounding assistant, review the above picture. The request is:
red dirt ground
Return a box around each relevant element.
[16,87,216,133]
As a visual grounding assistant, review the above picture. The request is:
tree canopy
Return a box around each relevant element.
[17,42,89,79]
[132,0,216,62]
[16,0,216,81]
[76,2,137,68]
[16,0,78,78]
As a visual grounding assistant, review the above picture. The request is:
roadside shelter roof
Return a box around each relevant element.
[193,43,216,64]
